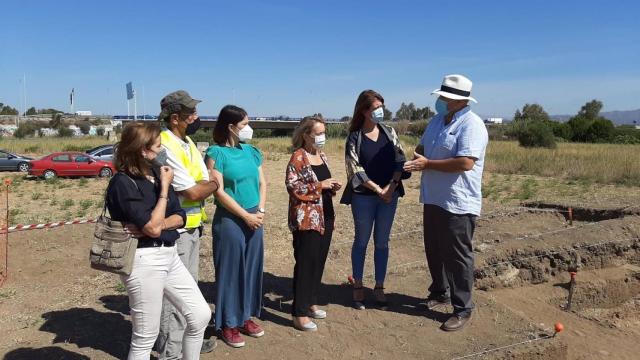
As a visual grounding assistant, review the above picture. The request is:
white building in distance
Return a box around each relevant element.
[485,117,503,124]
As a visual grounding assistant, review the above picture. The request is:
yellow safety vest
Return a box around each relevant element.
[160,130,207,229]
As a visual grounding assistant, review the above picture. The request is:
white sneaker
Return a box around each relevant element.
[309,309,327,319]
[293,318,318,332]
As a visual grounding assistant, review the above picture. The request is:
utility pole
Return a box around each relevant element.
[23,73,27,117]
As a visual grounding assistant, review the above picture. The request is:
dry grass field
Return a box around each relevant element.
[0,137,639,359]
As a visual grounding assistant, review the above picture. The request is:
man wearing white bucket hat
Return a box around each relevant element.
[404,74,488,331]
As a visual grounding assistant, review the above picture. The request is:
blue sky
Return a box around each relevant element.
[1,0,639,118]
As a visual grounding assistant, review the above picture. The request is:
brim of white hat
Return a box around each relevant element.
[431,89,477,103]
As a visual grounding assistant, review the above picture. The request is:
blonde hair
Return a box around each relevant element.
[114,122,161,177]
[292,116,325,150]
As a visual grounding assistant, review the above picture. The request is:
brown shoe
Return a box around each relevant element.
[440,313,472,332]
[424,296,450,310]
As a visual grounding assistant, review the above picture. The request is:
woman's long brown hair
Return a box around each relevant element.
[348,90,384,132]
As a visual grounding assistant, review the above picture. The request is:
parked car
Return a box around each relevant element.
[0,150,33,172]
[86,144,114,161]
[85,144,112,154]
[29,152,115,179]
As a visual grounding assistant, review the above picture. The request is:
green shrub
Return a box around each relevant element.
[390,120,410,136]
[57,126,74,137]
[515,121,556,149]
[612,134,640,144]
[325,123,348,138]
[188,128,212,143]
[253,129,272,138]
[486,124,511,141]
[407,120,429,136]
[14,123,38,138]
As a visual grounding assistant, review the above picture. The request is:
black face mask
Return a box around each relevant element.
[185,117,201,135]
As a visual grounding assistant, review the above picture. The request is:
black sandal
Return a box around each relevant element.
[352,286,366,310]
[374,286,389,309]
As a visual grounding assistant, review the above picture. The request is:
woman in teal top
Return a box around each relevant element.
[205,105,267,348]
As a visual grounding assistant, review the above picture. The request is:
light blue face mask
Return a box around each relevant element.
[371,107,384,123]
[435,98,449,114]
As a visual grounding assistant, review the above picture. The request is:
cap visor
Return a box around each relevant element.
[186,99,202,108]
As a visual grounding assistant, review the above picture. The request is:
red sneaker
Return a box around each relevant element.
[241,319,265,338]
[221,327,245,348]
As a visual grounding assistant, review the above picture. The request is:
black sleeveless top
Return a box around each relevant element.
[311,162,335,220]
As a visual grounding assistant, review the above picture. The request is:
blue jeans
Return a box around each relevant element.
[350,193,399,283]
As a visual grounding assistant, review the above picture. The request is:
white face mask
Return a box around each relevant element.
[371,107,384,123]
[237,124,253,142]
[314,134,326,148]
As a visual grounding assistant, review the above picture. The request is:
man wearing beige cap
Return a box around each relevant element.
[404,74,488,331]
[155,90,219,357]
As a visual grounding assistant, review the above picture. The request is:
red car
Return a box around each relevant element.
[29,152,115,179]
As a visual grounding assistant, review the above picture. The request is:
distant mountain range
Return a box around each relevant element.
[550,109,640,125]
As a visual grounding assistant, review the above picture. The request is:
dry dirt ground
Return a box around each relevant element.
[1,149,639,359]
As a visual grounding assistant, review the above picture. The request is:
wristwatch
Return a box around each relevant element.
[258,207,266,214]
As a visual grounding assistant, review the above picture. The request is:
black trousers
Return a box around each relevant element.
[423,204,476,316]
[291,219,334,317]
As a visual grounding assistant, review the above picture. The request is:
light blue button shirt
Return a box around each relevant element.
[419,106,488,216]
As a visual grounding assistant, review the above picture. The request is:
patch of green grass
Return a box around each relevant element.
[0,289,16,299]
[60,199,75,210]
[483,179,497,199]
[24,145,40,153]
[44,177,59,185]
[31,192,42,200]
[79,199,93,210]
[10,175,23,185]
[79,178,88,186]
[9,209,21,223]
[516,178,538,200]
[62,144,87,152]
[115,283,126,293]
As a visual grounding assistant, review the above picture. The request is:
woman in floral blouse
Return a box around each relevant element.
[285,116,341,332]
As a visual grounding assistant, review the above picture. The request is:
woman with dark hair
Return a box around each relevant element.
[107,122,211,360]
[340,90,409,310]
[205,105,267,348]
[286,116,341,331]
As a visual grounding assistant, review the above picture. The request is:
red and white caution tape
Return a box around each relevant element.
[1,219,97,233]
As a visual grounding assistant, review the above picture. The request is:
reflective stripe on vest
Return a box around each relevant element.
[160,130,207,229]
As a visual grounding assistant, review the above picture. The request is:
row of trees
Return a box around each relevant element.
[337,102,433,122]
[0,103,64,116]
[395,103,434,121]
[25,107,64,116]
[0,103,19,115]
[509,100,638,148]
